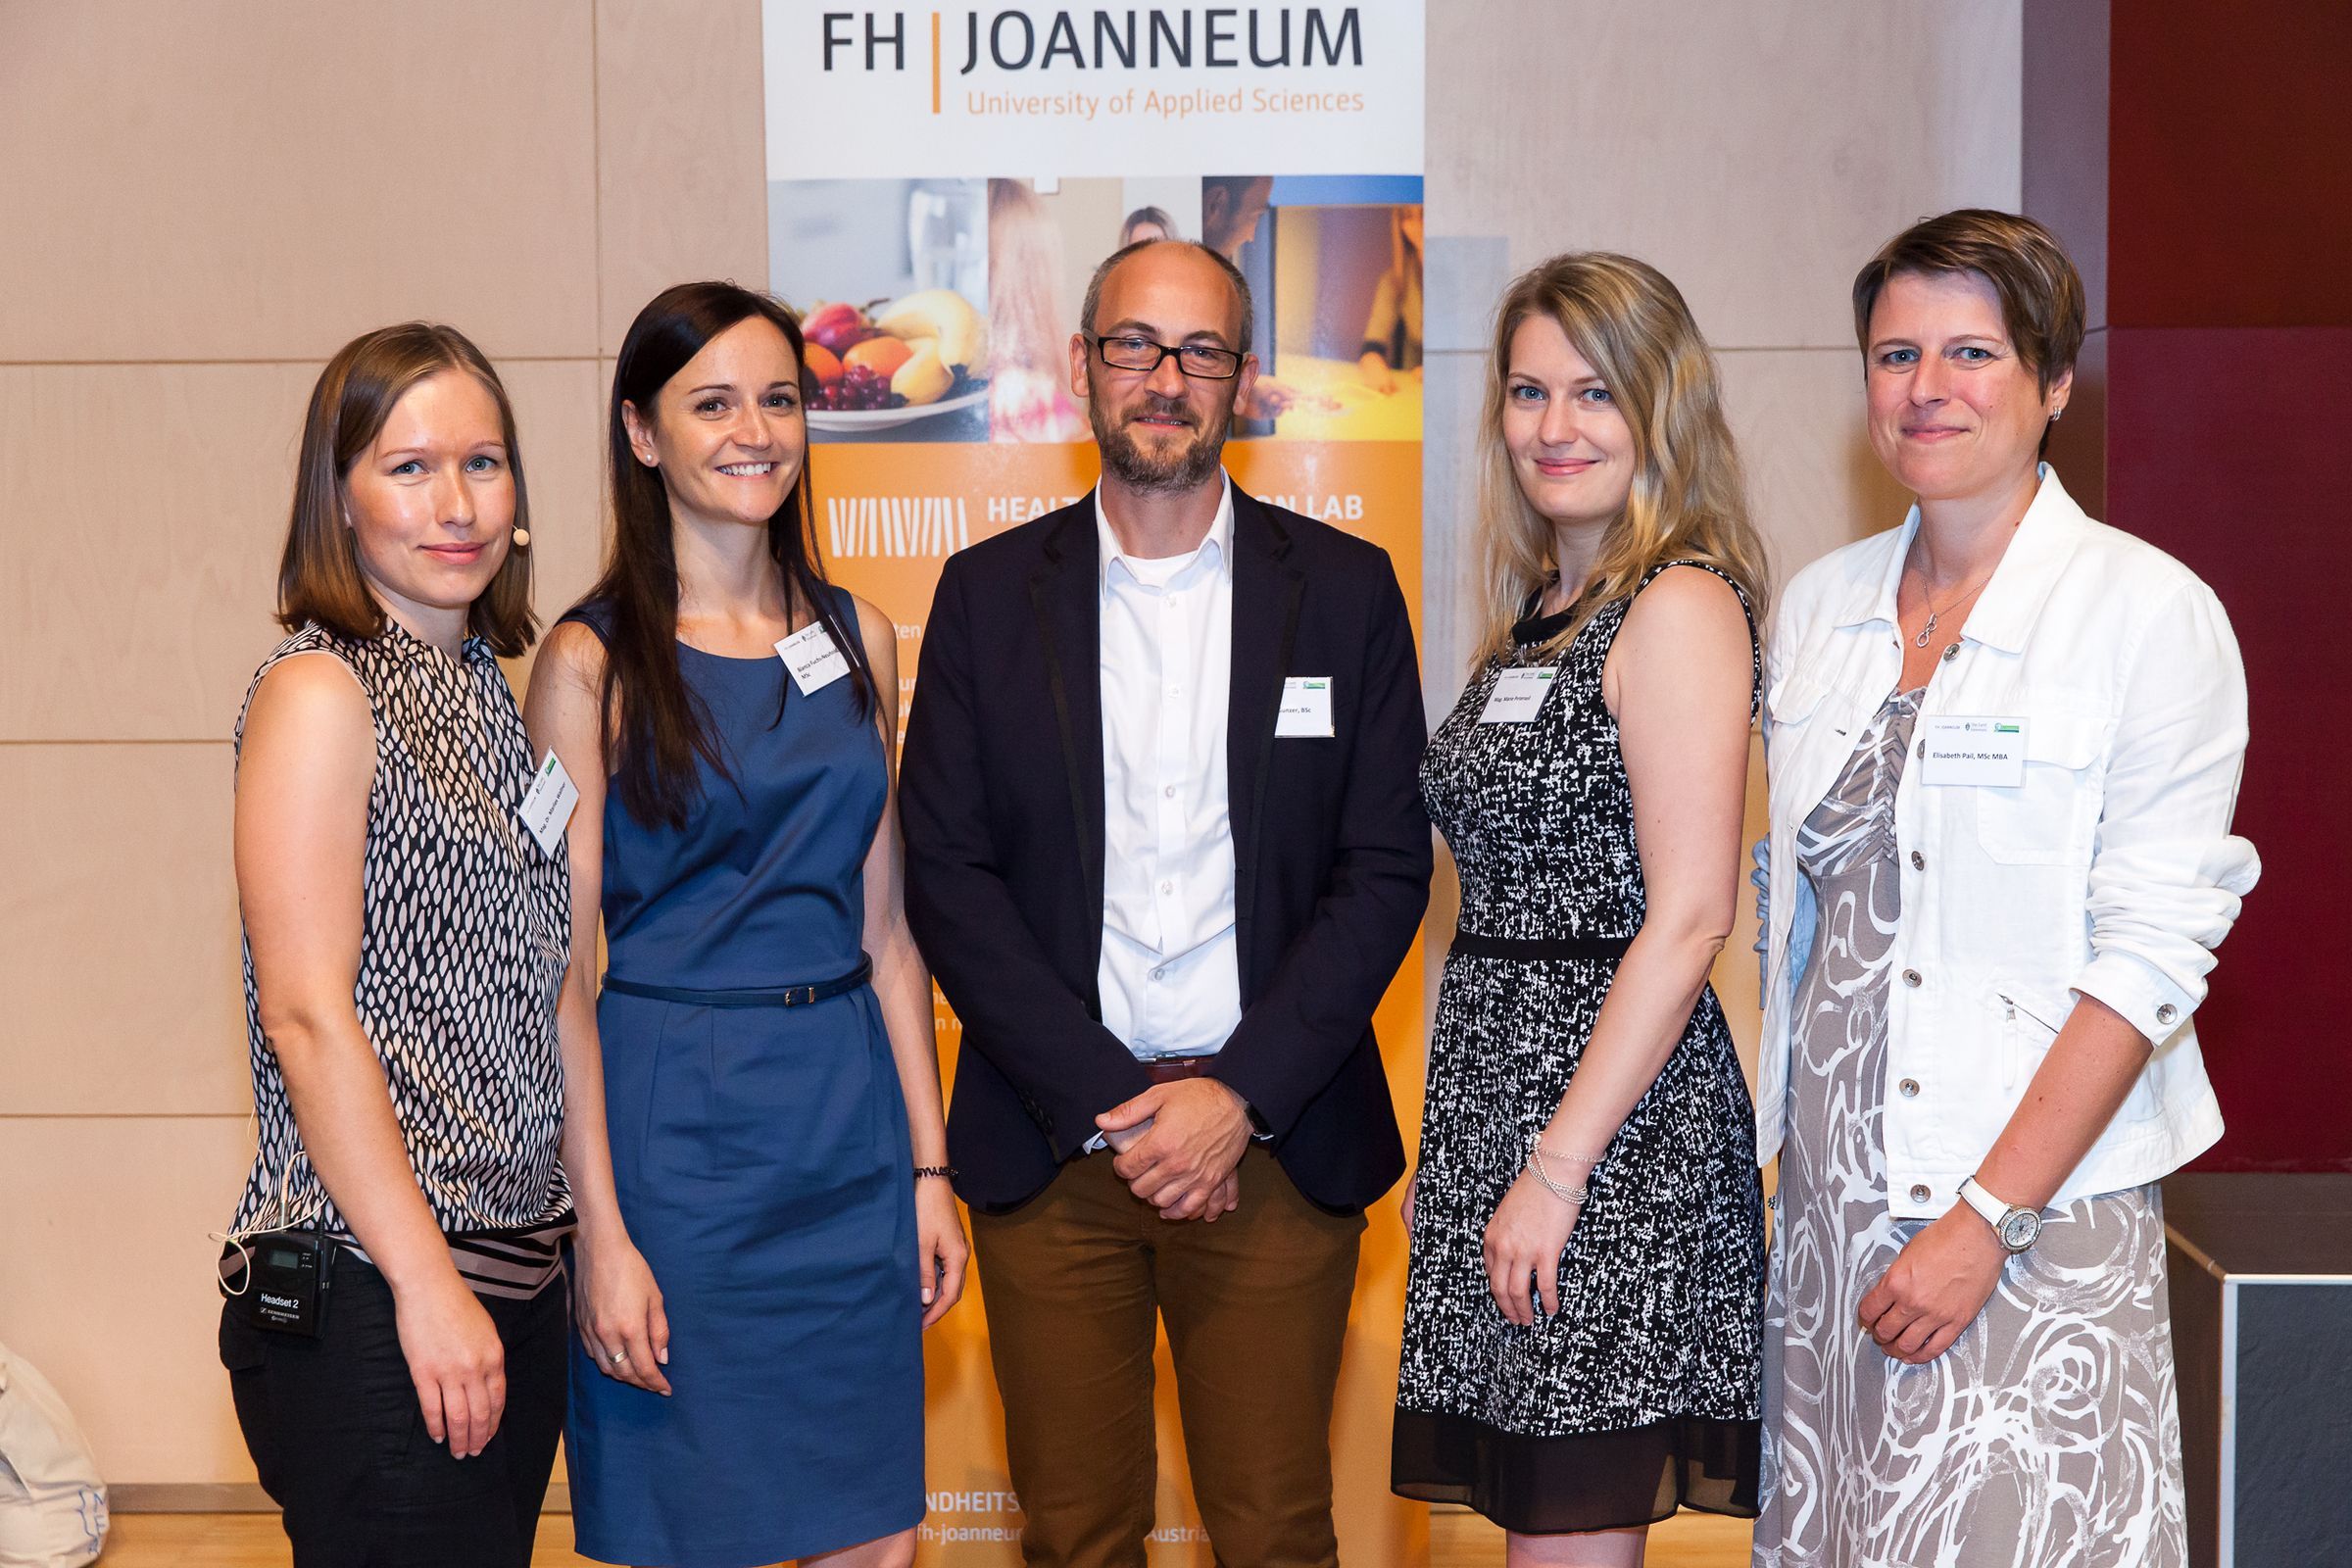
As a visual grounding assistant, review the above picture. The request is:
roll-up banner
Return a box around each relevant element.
[762,6,1427,1560]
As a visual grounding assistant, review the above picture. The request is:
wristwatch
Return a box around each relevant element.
[1956,1175,2042,1253]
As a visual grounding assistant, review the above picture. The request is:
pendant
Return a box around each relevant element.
[1913,610,1938,650]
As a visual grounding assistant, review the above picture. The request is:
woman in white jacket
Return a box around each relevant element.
[1749,210,2258,1568]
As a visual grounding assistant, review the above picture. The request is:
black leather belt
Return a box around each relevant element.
[603,954,873,1008]
[1448,932,1635,961]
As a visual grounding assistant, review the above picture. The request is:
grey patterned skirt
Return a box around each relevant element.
[1754,689,2187,1567]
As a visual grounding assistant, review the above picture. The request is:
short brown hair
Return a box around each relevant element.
[277,322,536,656]
[1851,209,2085,395]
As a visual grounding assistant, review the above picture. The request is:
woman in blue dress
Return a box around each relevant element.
[525,281,966,1568]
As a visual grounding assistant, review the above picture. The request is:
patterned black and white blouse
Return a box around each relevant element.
[224,620,572,1298]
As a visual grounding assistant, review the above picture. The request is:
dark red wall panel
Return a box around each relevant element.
[2030,0,2352,1169]
[2105,326,2352,1170]
[2108,0,2352,328]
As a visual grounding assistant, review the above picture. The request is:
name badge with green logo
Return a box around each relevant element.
[1276,676,1335,738]
[1919,714,2028,787]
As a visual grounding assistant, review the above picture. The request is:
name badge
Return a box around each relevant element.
[775,621,850,695]
[1276,676,1335,738]
[517,750,579,857]
[1478,667,1556,723]
[1919,715,2027,787]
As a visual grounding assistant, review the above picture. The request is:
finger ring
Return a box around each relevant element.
[609,1348,627,1365]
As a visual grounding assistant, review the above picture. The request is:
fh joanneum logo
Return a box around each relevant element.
[820,7,1366,74]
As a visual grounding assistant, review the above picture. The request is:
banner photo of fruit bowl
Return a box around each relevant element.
[774,178,996,443]
[804,291,991,435]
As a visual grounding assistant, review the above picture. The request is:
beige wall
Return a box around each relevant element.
[0,0,2018,1491]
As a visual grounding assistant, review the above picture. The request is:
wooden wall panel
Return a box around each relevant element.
[1427,0,2023,351]
[0,1,599,364]
[0,745,244,1115]
[506,359,616,650]
[0,362,318,741]
[594,0,770,355]
[0,360,606,741]
[0,1118,260,1484]
[1716,349,1918,585]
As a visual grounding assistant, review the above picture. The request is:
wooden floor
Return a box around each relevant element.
[1429,1509,1751,1565]
[101,1509,1752,1565]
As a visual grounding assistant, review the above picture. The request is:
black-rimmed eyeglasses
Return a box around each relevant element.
[1089,333,1245,380]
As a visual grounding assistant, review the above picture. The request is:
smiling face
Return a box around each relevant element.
[1865,269,2070,506]
[623,314,807,530]
[1500,313,1637,533]
[1072,243,1256,495]
[341,369,515,628]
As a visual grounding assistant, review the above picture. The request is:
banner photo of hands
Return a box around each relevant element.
[761,4,1426,1561]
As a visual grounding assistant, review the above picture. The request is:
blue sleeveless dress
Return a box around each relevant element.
[564,593,921,1568]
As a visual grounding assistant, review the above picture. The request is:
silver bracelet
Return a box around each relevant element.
[1528,1144,1590,1206]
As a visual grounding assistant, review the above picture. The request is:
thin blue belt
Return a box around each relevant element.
[602,954,873,1008]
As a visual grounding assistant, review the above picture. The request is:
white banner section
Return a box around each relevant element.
[762,2,1424,178]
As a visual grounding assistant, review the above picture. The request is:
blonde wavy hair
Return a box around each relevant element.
[1473,252,1768,666]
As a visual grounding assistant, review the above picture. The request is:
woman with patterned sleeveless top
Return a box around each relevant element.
[1394,255,1770,1565]
[219,323,573,1567]
[524,283,965,1568]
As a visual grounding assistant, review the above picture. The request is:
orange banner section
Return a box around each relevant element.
[813,440,1422,728]
[814,438,1427,1566]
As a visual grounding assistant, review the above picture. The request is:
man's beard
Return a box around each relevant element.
[1092,390,1230,493]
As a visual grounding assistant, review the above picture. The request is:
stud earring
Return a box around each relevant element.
[512,526,531,548]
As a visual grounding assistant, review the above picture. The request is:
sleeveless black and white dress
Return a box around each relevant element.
[222,620,573,1298]
[1394,563,1767,1534]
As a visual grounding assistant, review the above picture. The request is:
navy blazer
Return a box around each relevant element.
[900,484,1431,1214]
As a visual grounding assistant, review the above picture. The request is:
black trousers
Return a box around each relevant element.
[220,1252,567,1568]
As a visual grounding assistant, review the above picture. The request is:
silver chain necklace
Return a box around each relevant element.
[1908,564,1997,650]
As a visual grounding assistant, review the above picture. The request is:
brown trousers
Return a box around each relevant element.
[969,1147,1366,1568]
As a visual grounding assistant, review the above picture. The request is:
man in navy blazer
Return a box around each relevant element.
[901,238,1430,1566]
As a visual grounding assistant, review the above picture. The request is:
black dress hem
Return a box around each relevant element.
[1391,1406,1761,1536]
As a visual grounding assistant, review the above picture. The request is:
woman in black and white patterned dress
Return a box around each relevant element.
[1394,255,1769,1565]
[219,324,574,1568]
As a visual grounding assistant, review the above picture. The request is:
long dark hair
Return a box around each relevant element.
[587,281,875,828]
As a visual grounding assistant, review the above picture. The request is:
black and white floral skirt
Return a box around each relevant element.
[1394,951,1766,1534]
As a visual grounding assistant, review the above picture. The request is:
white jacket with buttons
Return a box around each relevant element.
[1756,466,2258,1219]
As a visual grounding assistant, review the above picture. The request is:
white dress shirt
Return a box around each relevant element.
[1755,466,2259,1218]
[1094,477,1242,1060]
